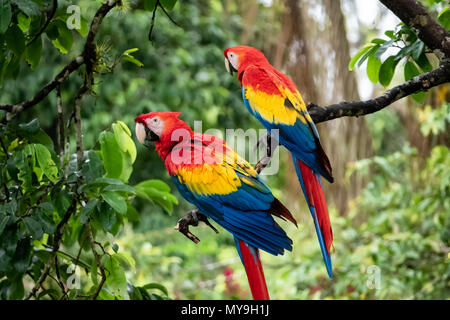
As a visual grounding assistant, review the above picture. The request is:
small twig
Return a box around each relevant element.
[148,0,159,41]
[25,197,78,300]
[158,1,180,27]
[74,83,89,171]
[56,85,65,168]
[86,224,106,300]
[26,0,58,46]
[148,0,181,42]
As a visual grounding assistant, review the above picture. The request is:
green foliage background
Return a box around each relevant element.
[0,0,449,300]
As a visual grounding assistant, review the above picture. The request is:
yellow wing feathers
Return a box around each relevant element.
[175,144,258,196]
[243,66,312,125]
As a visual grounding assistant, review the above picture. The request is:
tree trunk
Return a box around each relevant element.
[275,0,374,215]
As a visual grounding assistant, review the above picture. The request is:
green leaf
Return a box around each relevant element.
[135,180,177,214]
[103,184,135,195]
[12,0,40,17]
[405,61,427,103]
[37,203,56,234]
[114,252,135,270]
[8,275,25,300]
[404,60,420,81]
[122,55,144,67]
[143,0,158,10]
[103,255,127,296]
[437,7,450,30]
[0,214,10,236]
[97,201,117,232]
[17,118,40,136]
[367,52,382,84]
[411,91,427,103]
[123,48,139,55]
[33,144,58,183]
[12,238,31,273]
[23,216,43,240]
[348,44,373,71]
[15,144,35,191]
[17,12,30,32]
[384,30,395,39]
[100,131,122,180]
[134,179,171,193]
[126,205,140,222]
[0,2,12,33]
[80,198,98,224]
[410,39,425,60]
[112,243,119,253]
[374,39,395,59]
[415,52,433,73]
[370,38,386,45]
[142,283,169,296]
[5,24,25,56]
[50,20,73,54]
[160,0,177,10]
[101,191,127,215]
[52,189,72,216]
[81,150,105,183]
[112,121,137,163]
[77,17,89,37]
[4,54,21,79]
[379,56,399,87]
[25,36,42,70]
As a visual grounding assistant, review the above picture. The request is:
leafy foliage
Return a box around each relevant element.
[0,117,176,299]
[349,23,436,102]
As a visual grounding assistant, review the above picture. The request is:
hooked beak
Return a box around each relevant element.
[136,122,160,149]
[224,57,237,75]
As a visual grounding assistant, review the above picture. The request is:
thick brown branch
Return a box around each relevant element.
[1,0,119,121]
[308,61,450,123]
[379,0,450,60]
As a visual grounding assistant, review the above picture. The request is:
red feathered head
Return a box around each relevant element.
[135,111,192,158]
[224,46,269,77]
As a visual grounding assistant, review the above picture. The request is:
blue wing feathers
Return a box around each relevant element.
[171,171,292,257]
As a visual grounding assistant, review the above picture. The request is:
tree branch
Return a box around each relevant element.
[308,61,450,124]
[24,197,78,300]
[86,224,106,300]
[379,0,450,60]
[1,0,119,121]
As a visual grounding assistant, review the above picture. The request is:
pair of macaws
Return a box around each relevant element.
[135,46,334,300]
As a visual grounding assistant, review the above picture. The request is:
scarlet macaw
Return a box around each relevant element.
[224,46,334,278]
[135,111,297,299]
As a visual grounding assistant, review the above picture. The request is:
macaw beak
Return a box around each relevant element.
[224,57,237,75]
[136,122,160,148]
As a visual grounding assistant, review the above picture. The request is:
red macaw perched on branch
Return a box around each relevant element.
[135,112,297,300]
[224,46,334,278]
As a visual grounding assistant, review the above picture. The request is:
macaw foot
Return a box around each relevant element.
[174,209,219,244]
[254,132,279,174]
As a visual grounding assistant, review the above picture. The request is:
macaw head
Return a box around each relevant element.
[135,111,192,157]
[224,46,269,76]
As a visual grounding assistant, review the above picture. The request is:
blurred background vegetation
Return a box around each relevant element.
[0,0,449,299]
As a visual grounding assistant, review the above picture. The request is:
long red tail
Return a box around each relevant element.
[238,239,270,300]
[297,160,333,277]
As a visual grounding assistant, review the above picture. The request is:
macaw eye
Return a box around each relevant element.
[153,118,158,123]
